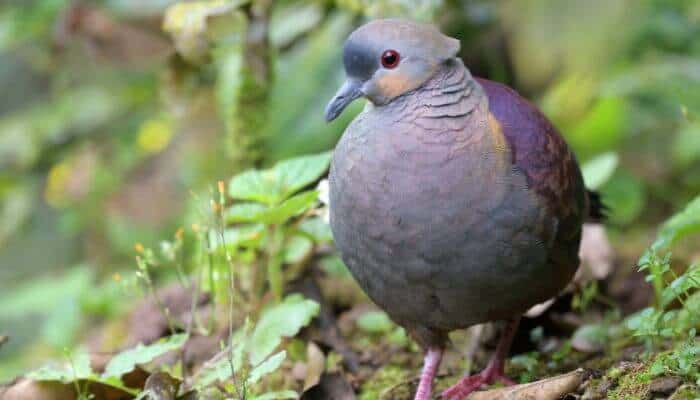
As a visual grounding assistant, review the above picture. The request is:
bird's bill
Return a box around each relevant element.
[325,79,364,122]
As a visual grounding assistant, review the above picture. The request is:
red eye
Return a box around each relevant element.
[381,50,400,69]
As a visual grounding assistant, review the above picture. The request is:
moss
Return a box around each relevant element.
[607,363,652,400]
[359,365,412,400]
[669,385,700,400]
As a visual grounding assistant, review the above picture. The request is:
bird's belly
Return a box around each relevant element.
[329,133,562,331]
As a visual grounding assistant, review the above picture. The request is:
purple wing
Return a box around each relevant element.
[477,78,588,265]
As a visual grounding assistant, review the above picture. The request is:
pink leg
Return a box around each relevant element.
[414,347,444,400]
[442,318,520,400]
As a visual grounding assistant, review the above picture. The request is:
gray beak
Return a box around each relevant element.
[325,79,364,122]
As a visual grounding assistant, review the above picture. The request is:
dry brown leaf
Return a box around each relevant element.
[0,379,74,400]
[467,368,589,400]
[303,342,326,391]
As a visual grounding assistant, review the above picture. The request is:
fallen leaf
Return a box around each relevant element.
[303,342,326,391]
[467,368,589,400]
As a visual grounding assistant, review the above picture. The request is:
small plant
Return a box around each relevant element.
[625,195,700,349]
[206,151,332,308]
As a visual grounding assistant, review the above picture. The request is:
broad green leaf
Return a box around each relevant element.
[194,321,251,389]
[357,311,394,334]
[643,194,700,259]
[229,152,331,205]
[672,121,700,168]
[274,153,332,200]
[27,350,137,395]
[568,97,626,160]
[297,216,333,244]
[208,224,264,251]
[228,168,282,204]
[582,152,619,190]
[319,256,352,279]
[601,170,645,225]
[263,13,357,161]
[249,294,319,365]
[226,190,318,224]
[661,264,700,308]
[251,390,299,400]
[284,235,313,264]
[247,351,286,385]
[103,334,189,379]
[27,350,93,382]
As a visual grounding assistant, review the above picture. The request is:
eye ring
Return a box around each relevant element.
[381,50,400,69]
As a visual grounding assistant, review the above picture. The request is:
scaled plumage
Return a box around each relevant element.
[325,19,596,400]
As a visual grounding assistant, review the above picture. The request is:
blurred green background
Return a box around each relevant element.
[0,0,698,381]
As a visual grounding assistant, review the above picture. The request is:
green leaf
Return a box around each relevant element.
[646,194,700,256]
[284,235,313,264]
[661,264,700,308]
[228,152,331,205]
[601,170,645,225]
[567,97,626,160]
[249,294,320,365]
[247,351,286,385]
[208,224,264,251]
[103,334,189,379]
[27,350,93,383]
[263,13,357,161]
[274,153,332,200]
[672,121,700,168]
[319,256,352,279]
[582,152,619,190]
[26,350,138,395]
[226,190,318,224]
[356,311,394,334]
[193,321,251,389]
[297,217,333,244]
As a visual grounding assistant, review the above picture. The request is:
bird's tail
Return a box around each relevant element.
[586,190,607,223]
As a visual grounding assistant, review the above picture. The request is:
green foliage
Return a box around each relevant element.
[356,311,394,334]
[27,349,137,395]
[194,294,319,397]
[248,294,320,365]
[648,333,700,384]
[627,195,700,347]
[27,334,190,396]
[581,152,619,190]
[642,195,700,259]
[228,152,331,205]
[601,170,646,225]
[102,334,189,379]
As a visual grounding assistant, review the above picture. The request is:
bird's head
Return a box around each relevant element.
[325,19,461,122]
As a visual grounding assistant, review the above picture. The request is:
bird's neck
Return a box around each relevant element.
[384,58,489,133]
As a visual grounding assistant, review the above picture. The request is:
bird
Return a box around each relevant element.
[324,19,603,400]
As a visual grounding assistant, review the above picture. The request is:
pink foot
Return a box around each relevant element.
[441,363,515,399]
[441,318,521,400]
[414,348,444,400]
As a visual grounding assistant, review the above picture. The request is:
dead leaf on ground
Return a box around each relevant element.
[303,342,326,391]
[140,372,181,400]
[467,368,589,400]
[0,379,74,400]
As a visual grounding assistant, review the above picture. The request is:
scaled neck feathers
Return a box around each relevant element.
[382,58,488,135]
